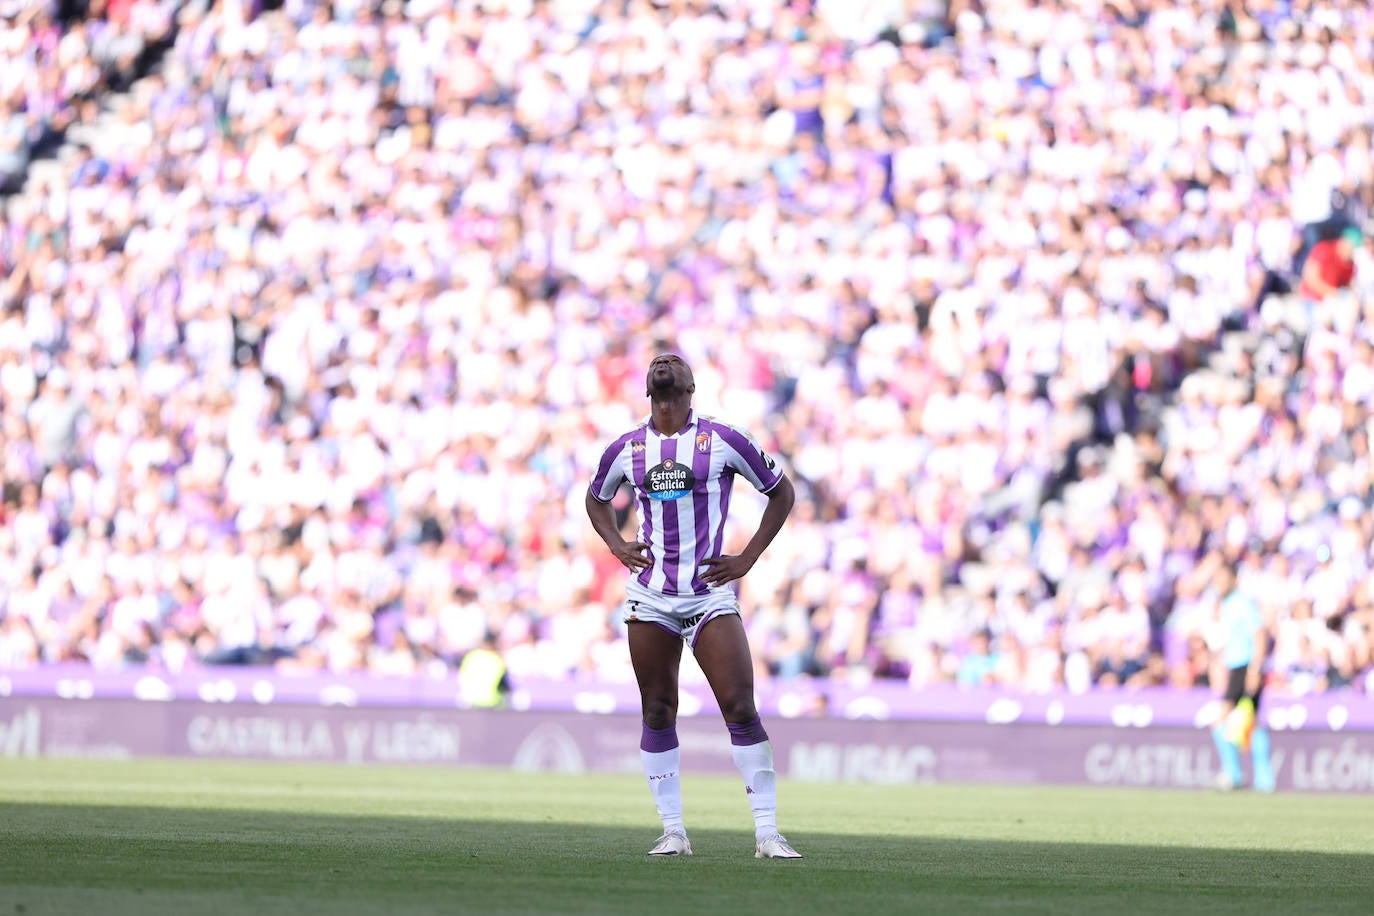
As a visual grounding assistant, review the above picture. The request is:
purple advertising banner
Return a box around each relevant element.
[2,664,1371,733]
[3,697,1374,793]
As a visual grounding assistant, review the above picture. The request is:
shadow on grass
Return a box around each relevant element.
[0,803,1370,916]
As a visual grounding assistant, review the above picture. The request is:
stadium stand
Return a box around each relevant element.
[1,0,1372,699]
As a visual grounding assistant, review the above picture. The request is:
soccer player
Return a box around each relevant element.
[1209,563,1276,792]
[585,353,803,859]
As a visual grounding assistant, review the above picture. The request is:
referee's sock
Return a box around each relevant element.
[1250,727,1275,792]
[1211,724,1243,788]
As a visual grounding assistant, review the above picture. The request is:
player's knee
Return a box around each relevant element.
[641,698,678,730]
[717,694,758,724]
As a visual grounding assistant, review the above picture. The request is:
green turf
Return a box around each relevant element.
[0,758,1371,915]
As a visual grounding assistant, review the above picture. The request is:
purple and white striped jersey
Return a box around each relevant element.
[588,411,784,596]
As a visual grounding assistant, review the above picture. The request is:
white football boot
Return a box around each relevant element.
[755,834,803,859]
[648,830,692,856]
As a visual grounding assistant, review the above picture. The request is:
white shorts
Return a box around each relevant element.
[622,579,741,649]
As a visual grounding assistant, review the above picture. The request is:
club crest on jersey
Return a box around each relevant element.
[644,458,695,501]
[696,432,711,452]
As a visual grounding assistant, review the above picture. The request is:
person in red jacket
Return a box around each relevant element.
[1299,226,1362,305]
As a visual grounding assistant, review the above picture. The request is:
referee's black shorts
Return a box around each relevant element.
[1223,664,1263,708]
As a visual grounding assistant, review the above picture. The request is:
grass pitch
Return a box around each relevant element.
[0,758,1371,915]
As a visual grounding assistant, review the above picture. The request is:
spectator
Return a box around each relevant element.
[955,630,998,688]
[458,632,508,709]
[1299,225,1363,309]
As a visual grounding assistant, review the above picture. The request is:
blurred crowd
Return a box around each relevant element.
[2,0,1374,701]
[0,0,177,193]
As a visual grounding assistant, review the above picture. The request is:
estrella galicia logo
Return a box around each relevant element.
[644,459,695,501]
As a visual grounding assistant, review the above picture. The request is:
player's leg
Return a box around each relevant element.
[629,620,690,853]
[1249,683,1275,792]
[694,613,801,858]
[1211,666,1245,789]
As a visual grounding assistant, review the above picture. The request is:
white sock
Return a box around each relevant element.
[731,740,778,841]
[641,747,684,833]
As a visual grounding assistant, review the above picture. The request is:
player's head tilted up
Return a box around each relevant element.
[646,353,695,400]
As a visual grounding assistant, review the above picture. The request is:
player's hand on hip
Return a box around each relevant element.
[700,554,754,587]
[614,540,651,571]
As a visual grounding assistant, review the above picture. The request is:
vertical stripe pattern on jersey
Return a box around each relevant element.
[712,462,733,565]
[658,436,683,594]
[631,425,652,591]
[689,427,714,595]
[592,412,783,599]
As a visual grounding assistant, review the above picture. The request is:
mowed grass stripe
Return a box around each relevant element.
[1,758,1371,915]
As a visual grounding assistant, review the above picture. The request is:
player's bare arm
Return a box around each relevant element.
[586,488,650,571]
[700,475,795,588]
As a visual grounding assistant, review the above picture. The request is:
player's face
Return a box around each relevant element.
[646,353,694,396]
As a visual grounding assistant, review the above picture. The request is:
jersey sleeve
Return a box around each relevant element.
[588,434,630,502]
[714,422,784,493]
